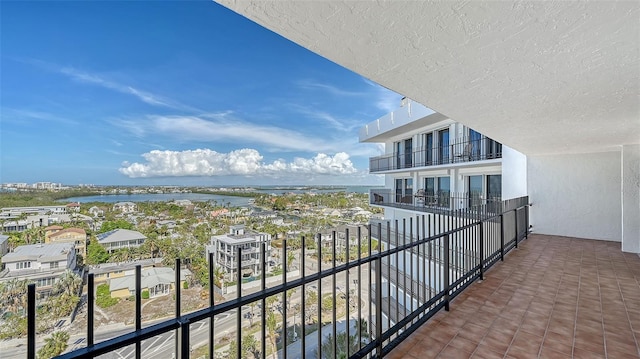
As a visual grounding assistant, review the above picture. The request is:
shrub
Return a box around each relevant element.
[95,284,118,308]
[141,290,150,299]
[182,281,189,289]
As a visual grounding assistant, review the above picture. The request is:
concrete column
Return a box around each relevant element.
[621,144,640,253]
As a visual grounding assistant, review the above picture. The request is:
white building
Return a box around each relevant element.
[363,101,507,221]
[206,225,271,280]
[0,242,77,298]
[112,202,137,213]
[96,229,146,253]
[0,234,9,257]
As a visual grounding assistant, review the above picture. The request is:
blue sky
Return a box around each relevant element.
[0,1,399,186]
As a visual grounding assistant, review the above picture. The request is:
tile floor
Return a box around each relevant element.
[387,234,640,359]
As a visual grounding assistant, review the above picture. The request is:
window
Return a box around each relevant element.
[423,133,433,165]
[438,177,451,207]
[49,261,60,269]
[438,129,449,164]
[395,178,413,204]
[487,175,502,199]
[394,138,413,169]
[17,261,31,269]
[469,129,482,160]
[468,175,483,207]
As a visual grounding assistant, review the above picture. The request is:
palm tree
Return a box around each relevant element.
[54,269,82,297]
[1,278,29,313]
[37,331,69,359]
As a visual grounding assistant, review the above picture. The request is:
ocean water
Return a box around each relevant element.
[59,186,382,205]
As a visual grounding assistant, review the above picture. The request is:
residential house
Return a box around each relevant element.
[66,202,81,213]
[0,242,76,298]
[96,229,146,253]
[45,227,88,257]
[108,267,192,299]
[112,202,137,213]
[90,258,162,285]
[88,206,105,217]
[206,225,271,280]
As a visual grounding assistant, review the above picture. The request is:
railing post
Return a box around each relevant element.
[375,255,383,358]
[444,235,450,312]
[525,205,529,239]
[237,247,242,359]
[27,283,35,359]
[479,222,484,281]
[514,208,519,249]
[88,273,94,347]
[175,259,181,359]
[180,319,191,359]
[208,253,214,359]
[135,265,141,359]
[500,214,505,261]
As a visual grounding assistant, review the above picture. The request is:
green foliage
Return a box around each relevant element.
[86,238,109,265]
[141,290,150,299]
[96,284,118,308]
[0,314,27,339]
[272,197,288,211]
[182,281,189,289]
[37,331,69,359]
[100,219,134,232]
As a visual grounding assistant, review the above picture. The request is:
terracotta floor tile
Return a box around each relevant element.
[437,344,473,359]
[539,346,572,359]
[386,235,640,359]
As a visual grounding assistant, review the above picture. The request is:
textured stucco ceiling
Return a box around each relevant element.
[216,1,639,155]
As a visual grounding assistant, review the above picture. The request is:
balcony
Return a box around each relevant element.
[370,189,503,215]
[369,136,502,173]
[387,234,640,359]
[20,196,636,358]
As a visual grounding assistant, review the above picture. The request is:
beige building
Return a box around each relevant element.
[108,267,191,299]
[45,227,87,257]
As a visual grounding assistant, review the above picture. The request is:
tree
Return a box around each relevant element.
[265,311,278,356]
[37,331,69,359]
[304,290,318,324]
[0,278,29,313]
[86,238,109,265]
[100,219,133,232]
[54,269,82,297]
[315,331,361,359]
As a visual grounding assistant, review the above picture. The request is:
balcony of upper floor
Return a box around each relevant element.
[359,99,442,143]
[370,189,503,215]
[369,135,502,174]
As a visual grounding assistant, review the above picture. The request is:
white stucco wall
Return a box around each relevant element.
[621,145,640,253]
[528,152,622,242]
[501,146,528,200]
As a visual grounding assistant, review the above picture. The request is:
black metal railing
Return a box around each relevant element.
[369,135,503,173]
[370,189,503,214]
[24,196,529,359]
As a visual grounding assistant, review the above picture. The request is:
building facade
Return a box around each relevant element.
[206,225,271,281]
[112,202,137,213]
[45,227,88,257]
[0,242,77,298]
[96,229,146,253]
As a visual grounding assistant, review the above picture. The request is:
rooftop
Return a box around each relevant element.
[388,234,640,359]
[97,229,146,244]
[2,242,74,262]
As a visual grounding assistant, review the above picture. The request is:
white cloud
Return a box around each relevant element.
[297,80,366,97]
[113,115,343,153]
[119,148,360,178]
[363,79,403,112]
[56,66,197,111]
